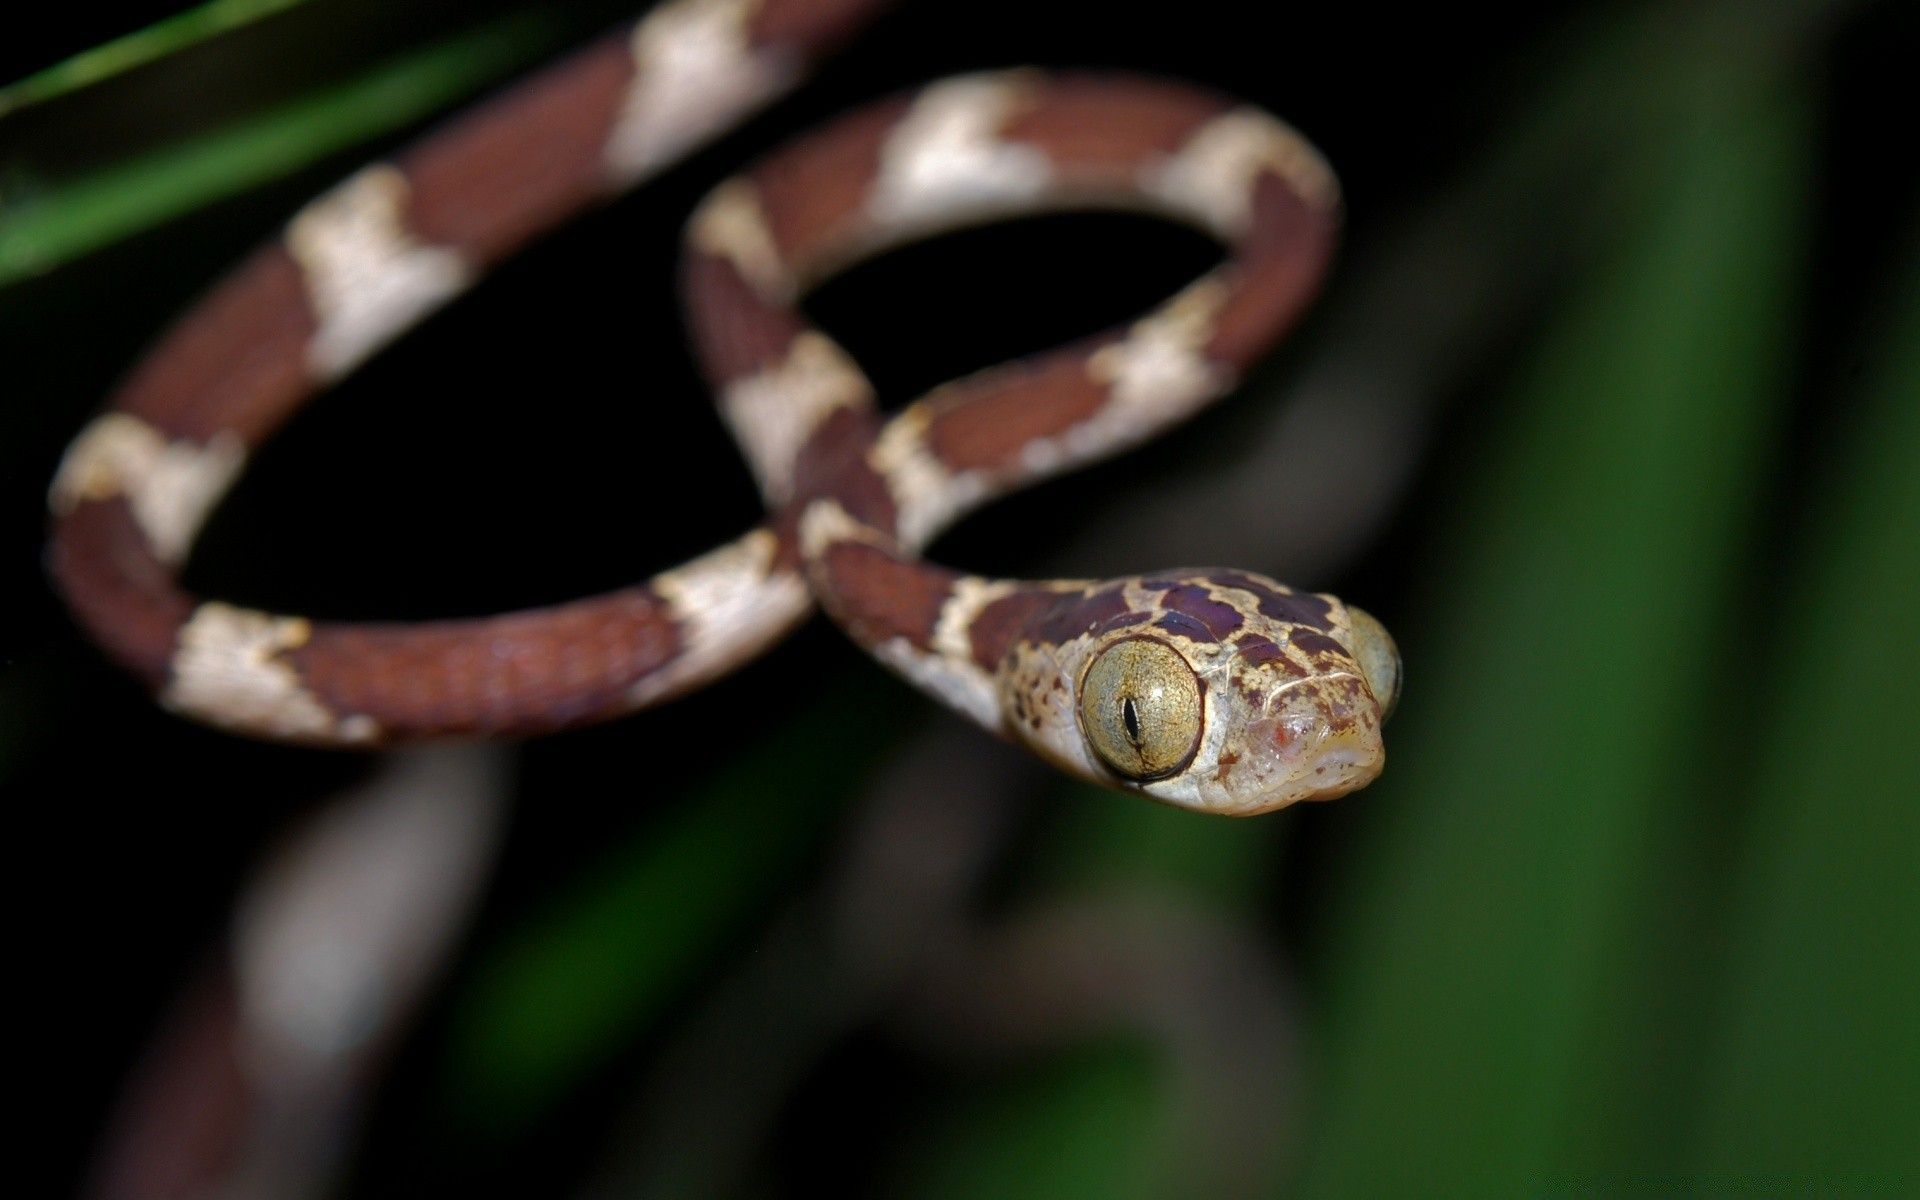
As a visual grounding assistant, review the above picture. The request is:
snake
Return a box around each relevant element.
[45,0,1400,815]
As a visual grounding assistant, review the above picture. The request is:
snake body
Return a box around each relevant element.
[47,0,1398,814]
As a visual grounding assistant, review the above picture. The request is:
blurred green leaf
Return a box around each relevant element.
[441,678,899,1132]
[1686,246,1920,1172]
[1037,781,1283,912]
[902,752,1292,1198]
[903,1040,1170,1200]
[0,9,563,286]
[0,0,311,116]
[1300,39,1812,1197]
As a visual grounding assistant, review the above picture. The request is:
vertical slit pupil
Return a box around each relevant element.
[1122,695,1141,743]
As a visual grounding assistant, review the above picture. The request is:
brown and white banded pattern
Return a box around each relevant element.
[49,1,1398,813]
[49,0,892,742]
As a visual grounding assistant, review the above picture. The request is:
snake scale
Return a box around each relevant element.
[46,0,1399,815]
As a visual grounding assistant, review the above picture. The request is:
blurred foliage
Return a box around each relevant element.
[442,679,901,1131]
[0,0,311,117]
[0,7,567,283]
[11,0,1915,1196]
[1039,779,1283,911]
[902,1040,1171,1200]
[1307,38,1811,1195]
[1686,244,1919,1174]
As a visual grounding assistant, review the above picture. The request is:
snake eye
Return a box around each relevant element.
[1078,638,1204,781]
[1346,606,1402,722]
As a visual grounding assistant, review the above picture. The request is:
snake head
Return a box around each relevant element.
[998,571,1398,816]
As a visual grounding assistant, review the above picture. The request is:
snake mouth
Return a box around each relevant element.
[1229,671,1387,804]
[1298,738,1385,794]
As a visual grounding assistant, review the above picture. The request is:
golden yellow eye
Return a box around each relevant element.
[1078,638,1204,781]
[1346,606,1402,722]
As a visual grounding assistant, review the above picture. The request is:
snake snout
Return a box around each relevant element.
[1345,607,1403,722]
[1246,673,1386,807]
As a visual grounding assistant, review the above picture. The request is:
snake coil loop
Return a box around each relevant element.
[47,0,1396,813]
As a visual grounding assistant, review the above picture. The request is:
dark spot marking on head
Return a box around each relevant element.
[1291,631,1350,660]
[1234,632,1282,666]
[1154,611,1214,642]
[1212,750,1239,783]
[1157,584,1243,639]
[969,587,1060,669]
[1032,585,1132,645]
[1234,632,1306,677]
[1264,591,1336,631]
[1205,570,1335,630]
[1322,675,1372,733]
[1198,570,1272,594]
[1093,609,1158,637]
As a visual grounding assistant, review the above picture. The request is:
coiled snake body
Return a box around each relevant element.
[47,0,1399,815]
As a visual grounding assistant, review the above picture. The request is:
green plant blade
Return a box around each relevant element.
[1299,52,1812,1197]
[439,679,898,1133]
[902,1041,1170,1200]
[0,0,312,116]
[1685,247,1920,1174]
[0,10,561,286]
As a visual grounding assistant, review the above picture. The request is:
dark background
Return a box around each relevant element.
[7,0,1915,1195]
